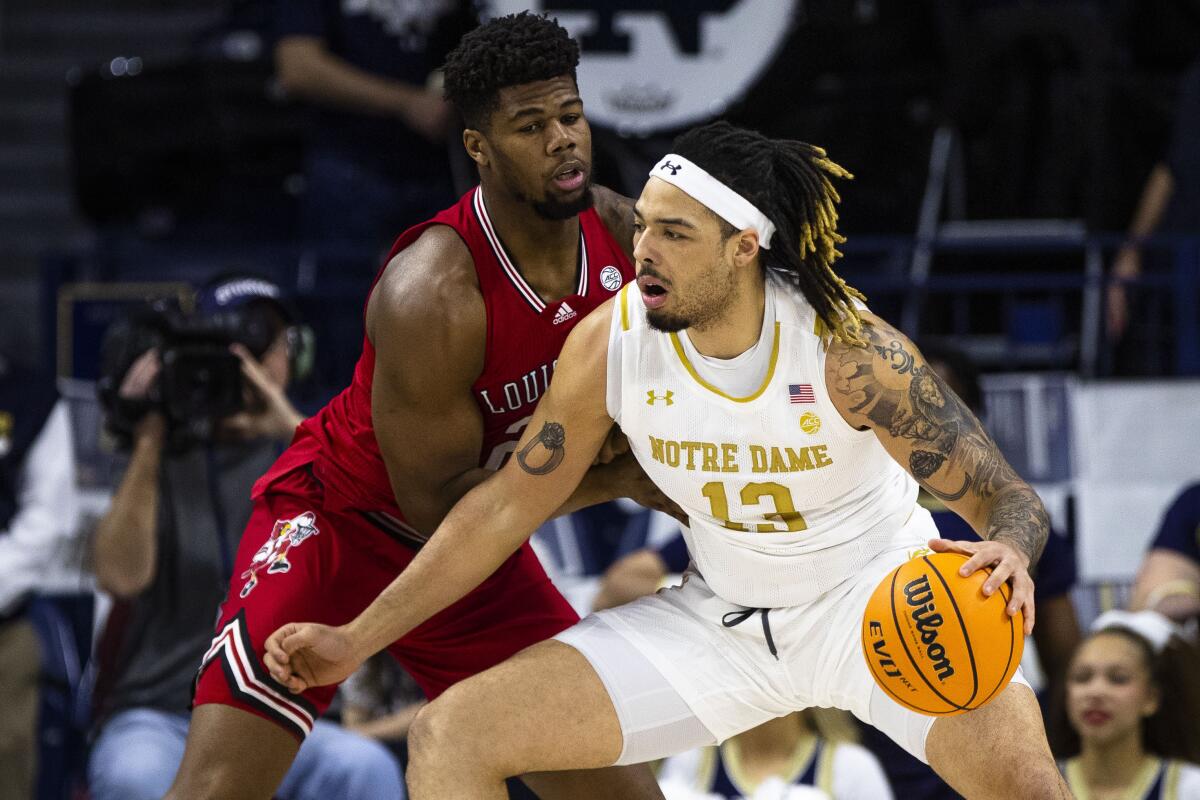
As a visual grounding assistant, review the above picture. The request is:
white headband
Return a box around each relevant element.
[649,154,777,249]
[1091,609,1179,653]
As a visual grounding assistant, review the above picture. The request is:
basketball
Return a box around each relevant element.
[861,551,1023,716]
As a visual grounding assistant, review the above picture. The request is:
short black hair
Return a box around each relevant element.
[671,121,866,346]
[443,12,580,131]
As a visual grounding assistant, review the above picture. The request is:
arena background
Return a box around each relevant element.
[0,1,1197,798]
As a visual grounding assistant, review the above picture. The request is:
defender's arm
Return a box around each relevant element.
[825,314,1048,632]
[369,232,625,538]
[265,305,620,691]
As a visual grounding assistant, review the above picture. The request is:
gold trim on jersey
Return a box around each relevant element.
[620,282,632,331]
[668,322,781,403]
[720,729,819,797]
[1065,756,1164,800]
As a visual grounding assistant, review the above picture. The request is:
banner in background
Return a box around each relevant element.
[487,1,797,135]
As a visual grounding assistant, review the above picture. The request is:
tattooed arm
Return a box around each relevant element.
[264,303,621,690]
[825,313,1048,633]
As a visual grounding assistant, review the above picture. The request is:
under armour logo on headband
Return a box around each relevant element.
[650,153,777,248]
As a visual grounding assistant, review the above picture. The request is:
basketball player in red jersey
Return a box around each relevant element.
[167,13,666,800]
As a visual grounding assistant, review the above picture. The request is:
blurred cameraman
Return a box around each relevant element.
[87,276,403,800]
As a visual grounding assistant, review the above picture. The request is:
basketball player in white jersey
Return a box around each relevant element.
[264,121,1072,799]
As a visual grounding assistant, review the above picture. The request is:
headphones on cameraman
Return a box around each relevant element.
[194,274,315,383]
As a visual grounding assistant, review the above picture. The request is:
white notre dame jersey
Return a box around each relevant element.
[607,276,920,608]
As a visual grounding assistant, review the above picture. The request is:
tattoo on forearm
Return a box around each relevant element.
[516,422,566,475]
[988,487,1051,562]
[828,324,1048,561]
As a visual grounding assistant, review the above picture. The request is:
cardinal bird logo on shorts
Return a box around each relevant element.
[239,511,319,598]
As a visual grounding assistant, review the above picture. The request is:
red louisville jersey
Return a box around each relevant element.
[255,186,634,532]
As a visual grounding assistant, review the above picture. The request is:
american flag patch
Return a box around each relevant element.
[788,384,815,404]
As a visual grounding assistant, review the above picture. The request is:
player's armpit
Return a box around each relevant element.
[823,314,1049,565]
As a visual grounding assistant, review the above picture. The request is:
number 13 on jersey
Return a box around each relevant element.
[701,481,808,533]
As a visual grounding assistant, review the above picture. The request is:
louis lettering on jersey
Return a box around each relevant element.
[478,360,557,415]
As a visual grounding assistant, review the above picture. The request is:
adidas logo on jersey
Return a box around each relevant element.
[552,301,577,325]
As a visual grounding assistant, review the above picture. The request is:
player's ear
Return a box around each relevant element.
[463,128,489,167]
[731,229,761,267]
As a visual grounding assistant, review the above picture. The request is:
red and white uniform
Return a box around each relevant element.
[193,187,633,739]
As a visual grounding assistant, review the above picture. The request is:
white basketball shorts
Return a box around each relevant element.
[555,507,1029,766]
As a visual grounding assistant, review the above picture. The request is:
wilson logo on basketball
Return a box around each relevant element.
[903,575,955,681]
[861,552,1024,717]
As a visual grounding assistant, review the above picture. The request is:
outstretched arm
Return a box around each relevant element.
[825,314,1048,633]
[265,306,618,691]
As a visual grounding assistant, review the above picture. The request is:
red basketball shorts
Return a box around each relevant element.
[192,465,579,740]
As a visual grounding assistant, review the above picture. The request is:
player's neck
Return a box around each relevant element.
[686,272,767,359]
[1076,733,1153,790]
[479,183,581,290]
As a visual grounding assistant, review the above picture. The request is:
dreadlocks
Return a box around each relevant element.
[442,12,580,131]
[671,121,868,347]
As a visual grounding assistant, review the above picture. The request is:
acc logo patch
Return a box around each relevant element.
[239,511,319,598]
[799,412,821,434]
[600,265,624,292]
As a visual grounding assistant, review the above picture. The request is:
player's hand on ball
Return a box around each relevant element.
[264,622,361,694]
[928,538,1036,635]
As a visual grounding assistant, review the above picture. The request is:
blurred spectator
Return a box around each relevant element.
[273,0,476,253]
[1108,57,1200,372]
[86,276,402,800]
[341,652,426,747]
[533,499,682,616]
[1049,610,1200,796]
[657,709,892,800]
[0,355,80,800]
[1131,483,1200,629]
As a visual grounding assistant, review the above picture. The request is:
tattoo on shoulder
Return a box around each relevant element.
[829,324,1012,500]
[828,324,1048,560]
[516,422,567,476]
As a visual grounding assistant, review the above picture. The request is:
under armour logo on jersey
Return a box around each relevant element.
[660,161,682,175]
[552,301,577,325]
[647,390,674,406]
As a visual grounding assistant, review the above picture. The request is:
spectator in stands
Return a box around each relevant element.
[1050,610,1200,797]
[1108,57,1200,373]
[0,353,79,800]
[341,653,426,748]
[1131,483,1200,628]
[657,709,893,800]
[273,0,476,254]
[87,276,403,800]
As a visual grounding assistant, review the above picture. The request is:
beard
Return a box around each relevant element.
[532,185,595,220]
[645,262,739,334]
[646,308,692,332]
